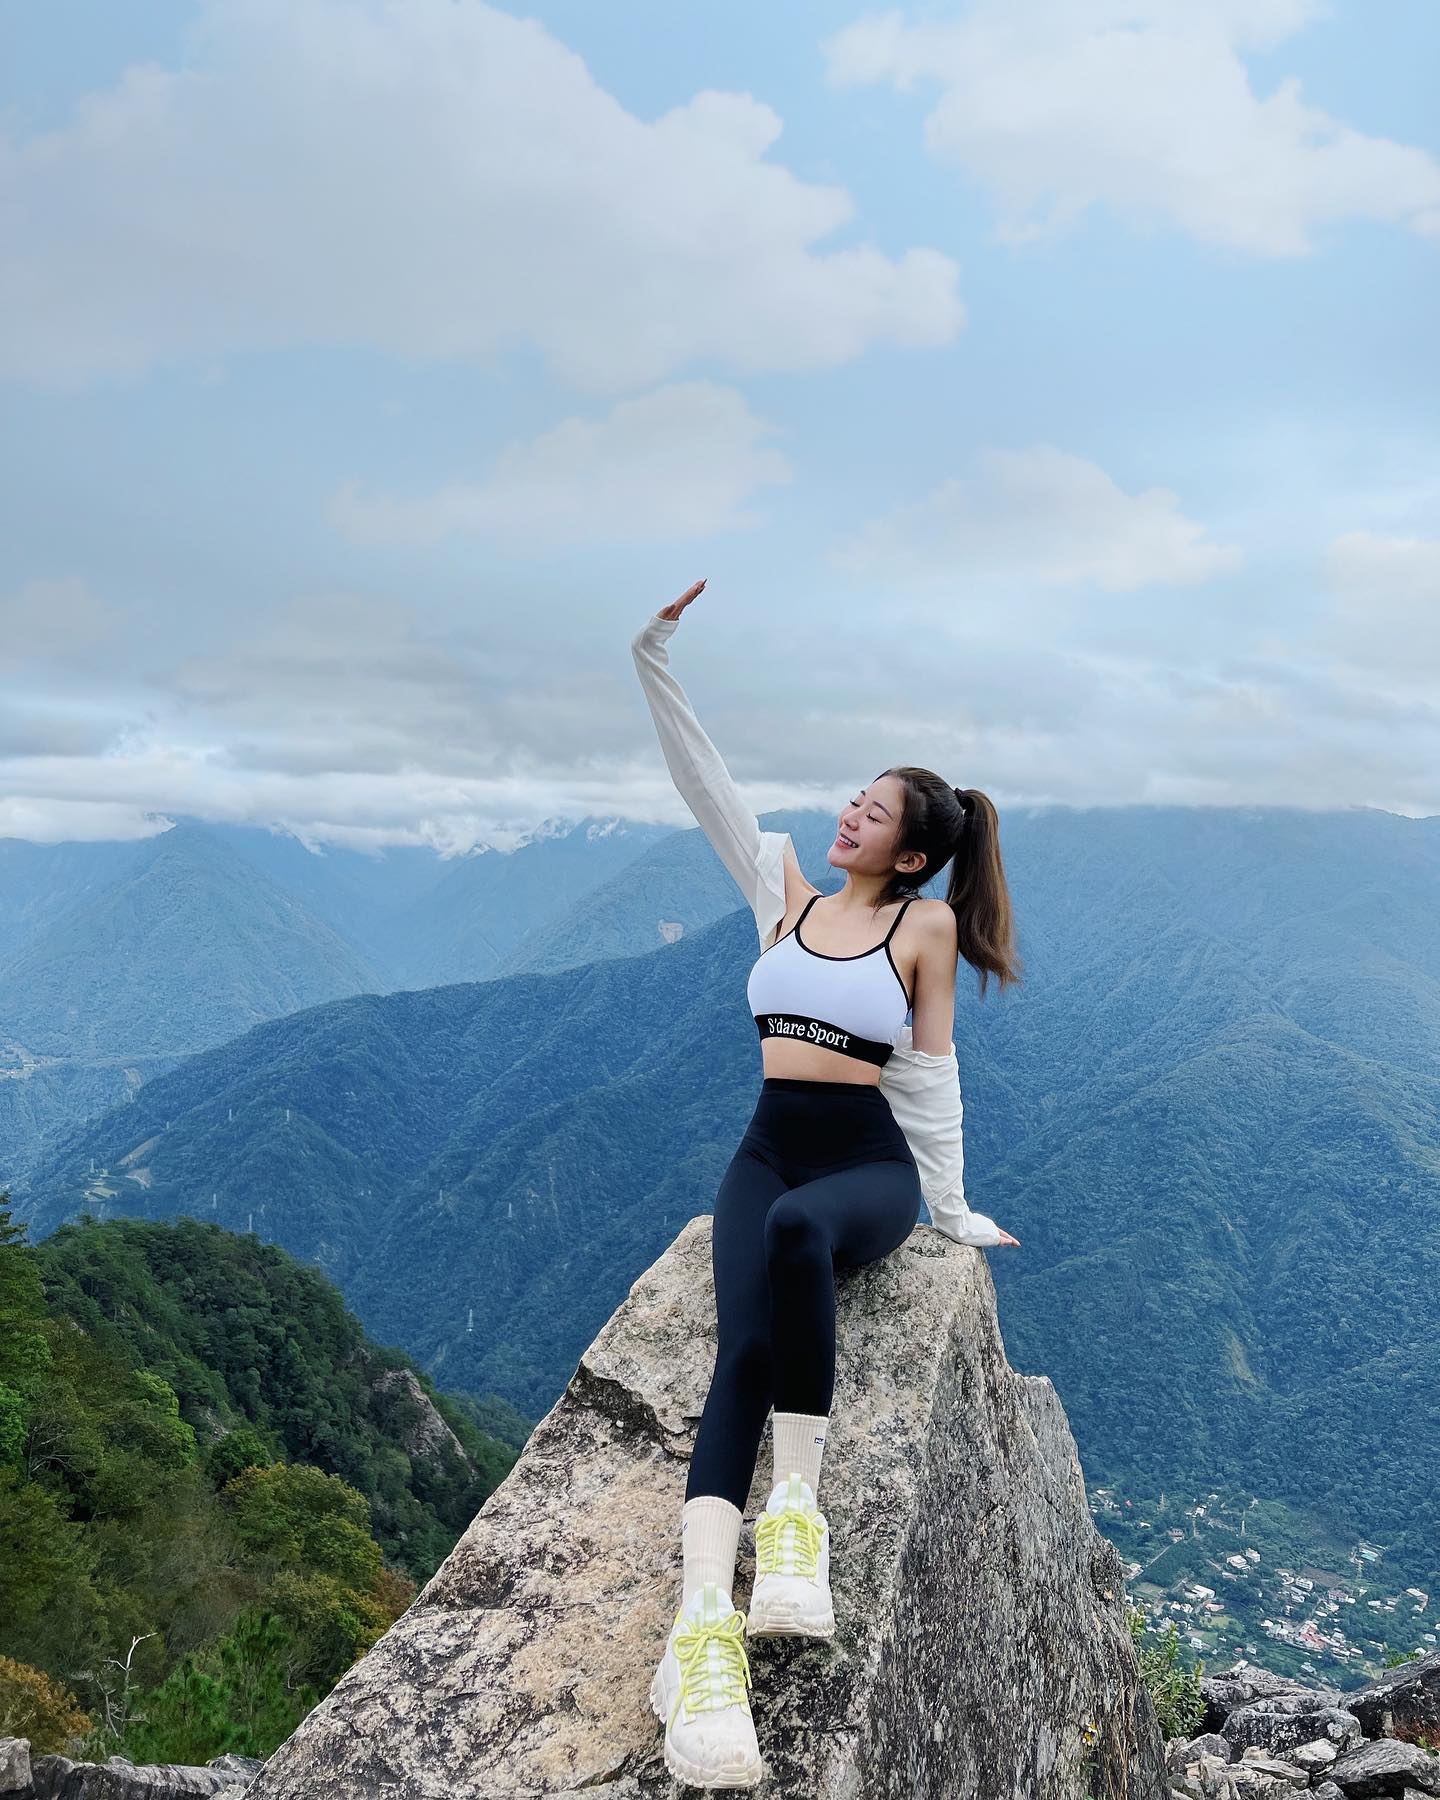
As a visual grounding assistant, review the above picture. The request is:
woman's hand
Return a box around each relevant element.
[995,1227,1021,1247]
[658,577,706,622]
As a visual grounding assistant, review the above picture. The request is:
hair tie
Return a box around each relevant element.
[954,786,973,817]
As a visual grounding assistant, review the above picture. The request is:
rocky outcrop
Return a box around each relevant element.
[371,1364,468,1464]
[0,1744,262,1798]
[241,1211,1168,1798]
[1165,1655,1440,1797]
[1340,1654,1440,1748]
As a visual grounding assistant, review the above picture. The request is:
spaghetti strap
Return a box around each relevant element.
[788,892,820,936]
[774,890,820,948]
[882,897,914,945]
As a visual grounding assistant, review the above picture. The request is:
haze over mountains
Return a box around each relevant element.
[7,802,1437,1597]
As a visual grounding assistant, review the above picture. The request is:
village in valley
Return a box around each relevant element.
[1090,1483,1434,1683]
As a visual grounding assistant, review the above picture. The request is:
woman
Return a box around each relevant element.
[633,578,1022,1789]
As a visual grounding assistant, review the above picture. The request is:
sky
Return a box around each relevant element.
[1,0,1437,854]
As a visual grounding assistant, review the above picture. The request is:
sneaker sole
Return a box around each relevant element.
[648,1665,766,1788]
[744,1596,836,1639]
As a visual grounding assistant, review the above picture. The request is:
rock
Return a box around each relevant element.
[370,1365,469,1465]
[1202,1667,1325,1734]
[1291,1738,1342,1773]
[1341,1653,1440,1746]
[1222,1700,1363,1760]
[1313,1784,1346,1800]
[1229,1774,1299,1798]
[1328,1735,1440,1796]
[1229,1753,1308,1789]
[203,1758,262,1784]
[28,1753,237,1797]
[0,1737,32,1798]
[1186,1751,1243,1797]
[1171,1733,1231,1770]
[243,1213,1170,1798]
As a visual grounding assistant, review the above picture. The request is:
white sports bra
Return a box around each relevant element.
[746,892,915,1068]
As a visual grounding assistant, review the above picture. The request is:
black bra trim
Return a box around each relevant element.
[885,940,915,1011]
[753,1012,893,1068]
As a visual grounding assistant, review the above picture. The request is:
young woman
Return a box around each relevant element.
[632,578,1022,1789]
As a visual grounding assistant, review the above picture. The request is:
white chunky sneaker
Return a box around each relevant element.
[746,1471,834,1639]
[648,1580,765,1788]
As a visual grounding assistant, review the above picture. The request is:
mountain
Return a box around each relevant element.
[496,805,840,975]
[11,803,1440,1600]
[0,813,671,1180]
[0,1199,531,1770]
[28,1210,529,1578]
[382,813,675,987]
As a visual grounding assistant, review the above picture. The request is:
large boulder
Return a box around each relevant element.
[1201,1667,1332,1735]
[1327,1734,1440,1795]
[245,1214,1169,1797]
[1339,1653,1440,1747]
[1220,1697,1363,1761]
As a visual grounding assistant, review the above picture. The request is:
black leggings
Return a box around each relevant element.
[685,1076,923,1512]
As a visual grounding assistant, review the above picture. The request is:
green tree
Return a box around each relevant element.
[1128,1606,1205,1740]
[120,1608,318,1765]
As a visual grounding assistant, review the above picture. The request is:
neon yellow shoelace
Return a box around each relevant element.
[755,1505,826,1579]
[671,1609,753,1723]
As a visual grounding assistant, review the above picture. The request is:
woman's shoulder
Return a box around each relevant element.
[905,896,957,942]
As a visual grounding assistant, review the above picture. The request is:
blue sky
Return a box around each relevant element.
[1,0,1436,851]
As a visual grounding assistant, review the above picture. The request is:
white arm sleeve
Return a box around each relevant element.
[631,609,790,952]
[878,1027,1003,1248]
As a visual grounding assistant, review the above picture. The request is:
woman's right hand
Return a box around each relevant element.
[658,577,706,622]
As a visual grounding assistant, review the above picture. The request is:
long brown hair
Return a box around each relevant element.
[870,767,1022,1000]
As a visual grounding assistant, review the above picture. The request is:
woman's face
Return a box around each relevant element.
[829,774,906,874]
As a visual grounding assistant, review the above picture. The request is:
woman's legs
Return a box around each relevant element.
[681,1144,788,1606]
[681,1138,921,1593]
[765,1158,921,1499]
[686,1145,790,1513]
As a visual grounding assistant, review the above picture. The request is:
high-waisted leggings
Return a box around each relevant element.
[685,1076,924,1513]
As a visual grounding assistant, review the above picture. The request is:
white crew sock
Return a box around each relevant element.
[680,1495,743,1608]
[771,1409,829,1505]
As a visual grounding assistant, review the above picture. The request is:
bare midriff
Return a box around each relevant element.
[759,1039,886,1084]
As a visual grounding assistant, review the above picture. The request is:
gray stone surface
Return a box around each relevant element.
[1291,1737,1341,1773]
[1201,1669,1323,1736]
[1169,1732,1231,1776]
[1221,1701,1363,1760]
[1340,1653,1440,1746]
[244,1214,1168,1798]
[1328,1734,1440,1795]
[0,1738,31,1797]
[28,1756,237,1798]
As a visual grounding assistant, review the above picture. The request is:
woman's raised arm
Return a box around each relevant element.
[630,579,791,951]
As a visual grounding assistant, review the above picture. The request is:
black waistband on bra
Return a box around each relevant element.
[753,1012,893,1068]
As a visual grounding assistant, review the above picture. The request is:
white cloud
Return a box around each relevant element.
[1319,531,1440,693]
[1,0,963,389]
[821,1,1440,255]
[329,381,792,547]
[0,577,116,667]
[829,444,1242,590]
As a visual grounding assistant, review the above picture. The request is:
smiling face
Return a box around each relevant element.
[829,773,911,875]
